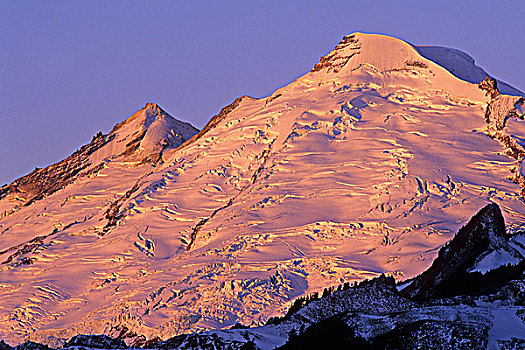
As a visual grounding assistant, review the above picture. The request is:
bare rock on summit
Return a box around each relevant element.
[479,77,501,99]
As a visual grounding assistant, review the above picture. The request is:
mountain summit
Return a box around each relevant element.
[0,33,524,346]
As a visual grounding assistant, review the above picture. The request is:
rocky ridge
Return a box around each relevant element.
[0,103,198,218]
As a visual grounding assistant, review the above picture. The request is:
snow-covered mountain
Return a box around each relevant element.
[0,32,524,346]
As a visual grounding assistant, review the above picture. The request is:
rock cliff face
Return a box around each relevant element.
[477,77,525,198]
[311,34,361,73]
[401,203,521,300]
[402,203,503,299]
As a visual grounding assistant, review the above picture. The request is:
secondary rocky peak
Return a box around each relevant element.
[106,104,198,163]
[0,104,198,216]
[400,203,519,300]
[141,103,175,122]
[111,102,167,134]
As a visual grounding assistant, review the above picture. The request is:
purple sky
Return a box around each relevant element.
[1,1,524,186]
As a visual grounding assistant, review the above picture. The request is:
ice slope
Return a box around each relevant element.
[144,204,525,350]
[0,32,524,345]
[415,46,523,96]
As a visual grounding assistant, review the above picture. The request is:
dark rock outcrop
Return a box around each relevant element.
[276,316,368,350]
[477,77,525,199]
[479,77,500,100]
[63,335,127,349]
[311,34,361,73]
[401,203,525,300]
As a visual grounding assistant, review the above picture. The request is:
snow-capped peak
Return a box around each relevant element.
[311,32,428,73]
[0,104,198,217]
[303,32,489,104]
[106,103,198,163]
[310,32,522,97]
